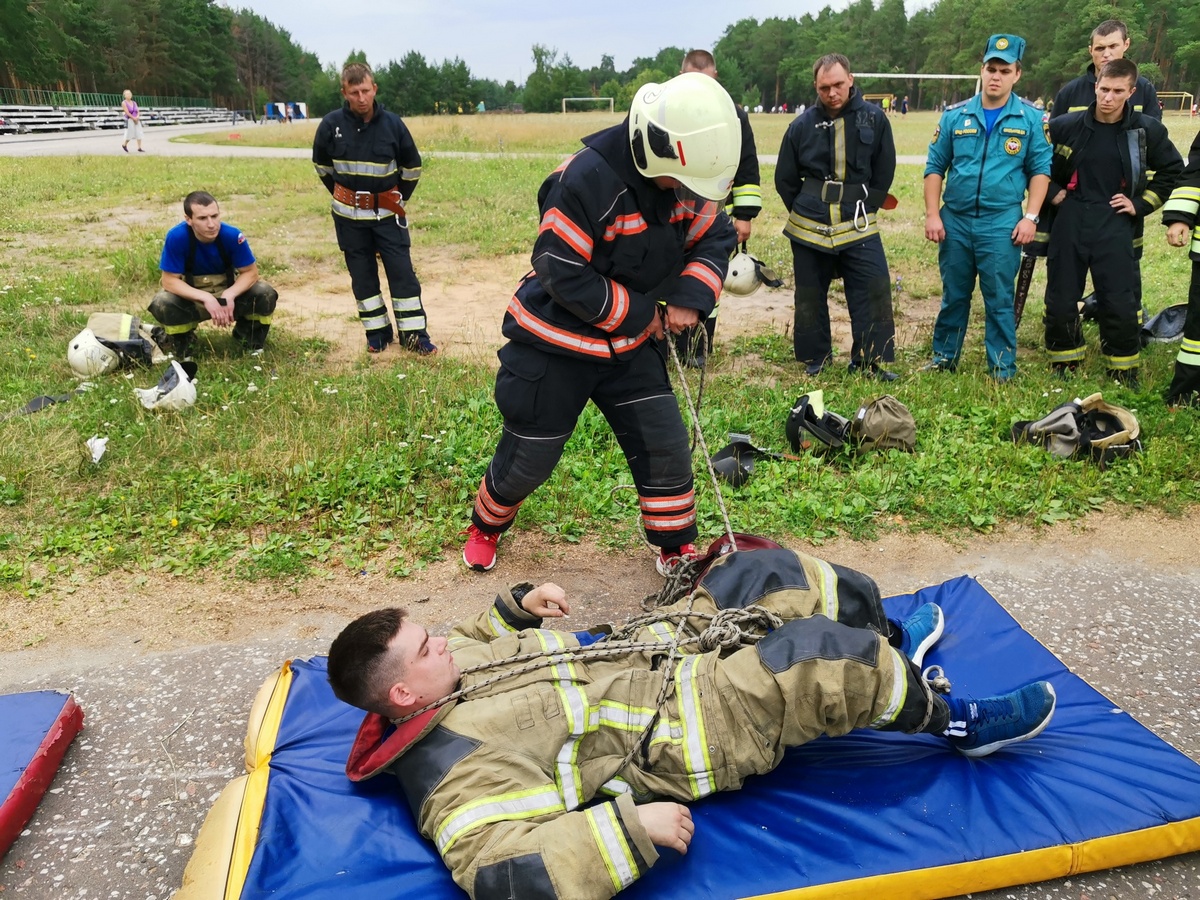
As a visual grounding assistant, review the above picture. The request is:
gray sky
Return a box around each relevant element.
[224,0,928,85]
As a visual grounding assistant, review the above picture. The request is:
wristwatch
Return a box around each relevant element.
[1023,212,1040,224]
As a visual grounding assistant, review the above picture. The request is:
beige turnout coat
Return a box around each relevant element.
[346,547,911,899]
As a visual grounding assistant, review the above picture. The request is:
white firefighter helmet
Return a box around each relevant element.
[134,360,197,411]
[628,72,740,202]
[67,328,121,377]
[723,250,760,296]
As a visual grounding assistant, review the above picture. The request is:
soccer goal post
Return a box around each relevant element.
[562,97,614,113]
[1158,91,1194,114]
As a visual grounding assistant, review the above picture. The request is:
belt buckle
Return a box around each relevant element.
[354,190,374,210]
[820,180,844,204]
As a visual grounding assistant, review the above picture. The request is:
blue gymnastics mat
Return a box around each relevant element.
[178,576,1200,899]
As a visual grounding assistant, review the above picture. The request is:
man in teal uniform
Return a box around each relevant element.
[921,35,1051,381]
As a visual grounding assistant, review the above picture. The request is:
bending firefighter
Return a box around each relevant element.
[329,543,1058,900]
[461,73,739,574]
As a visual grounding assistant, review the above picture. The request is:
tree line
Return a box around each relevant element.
[3,0,1197,114]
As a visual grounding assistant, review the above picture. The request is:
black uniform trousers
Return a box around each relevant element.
[1165,262,1200,404]
[332,214,428,348]
[1044,199,1140,370]
[148,280,276,354]
[472,340,697,549]
[789,237,895,366]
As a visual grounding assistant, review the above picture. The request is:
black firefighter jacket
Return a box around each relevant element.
[775,88,896,253]
[1028,102,1182,260]
[502,122,736,362]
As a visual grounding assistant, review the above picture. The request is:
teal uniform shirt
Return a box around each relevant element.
[925,92,1051,217]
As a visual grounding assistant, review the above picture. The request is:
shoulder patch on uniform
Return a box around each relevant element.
[931,124,940,143]
[236,232,246,244]
[1044,121,1052,144]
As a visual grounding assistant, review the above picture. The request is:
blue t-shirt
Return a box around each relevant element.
[982,106,1003,135]
[159,221,256,276]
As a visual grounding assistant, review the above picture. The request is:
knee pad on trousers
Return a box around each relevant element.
[828,563,889,632]
[487,428,569,504]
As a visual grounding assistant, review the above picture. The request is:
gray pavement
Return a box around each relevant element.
[1,544,1198,900]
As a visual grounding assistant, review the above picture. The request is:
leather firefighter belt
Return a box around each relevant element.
[332,183,405,216]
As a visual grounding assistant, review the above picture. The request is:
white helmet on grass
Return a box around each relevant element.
[67,329,121,377]
[628,72,740,201]
[723,250,760,296]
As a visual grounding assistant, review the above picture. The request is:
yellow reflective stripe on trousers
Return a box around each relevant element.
[393,295,423,312]
[813,558,840,622]
[870,646,909,728]
[356,294,390,331]
[332,158,397,177]
[536,630,590,810]
[1104,352,1140,370]
[1048,346,1086,363]
[436,785,564,853]
[675,655,716,798]
[586,803,639,892]
[1178,338,1200,366]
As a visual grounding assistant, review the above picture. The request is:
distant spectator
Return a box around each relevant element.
[121,90,144,153]
[901,95,910,115]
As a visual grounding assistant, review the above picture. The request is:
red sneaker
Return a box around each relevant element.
[463,524,500,571]
[656,543,699,576]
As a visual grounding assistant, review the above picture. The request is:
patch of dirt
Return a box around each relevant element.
[270,248,942,366]
[4,509,1198,681]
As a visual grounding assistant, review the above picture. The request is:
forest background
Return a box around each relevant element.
[3,0,1200,115]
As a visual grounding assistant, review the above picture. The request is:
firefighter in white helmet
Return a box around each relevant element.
[462,72,740,575]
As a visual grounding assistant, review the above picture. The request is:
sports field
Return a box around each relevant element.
[1,110,1198,611]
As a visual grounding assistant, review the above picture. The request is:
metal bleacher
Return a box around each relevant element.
[0,104,233,135]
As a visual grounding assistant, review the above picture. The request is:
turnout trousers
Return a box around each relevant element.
[1165,261,1200,405]
[1043,199,1140,372]
[699,549,943,785]
[789,237,895,366]
[471,340,697,550]
[148,279,276,353]
[930,208,1021,379]
[333,214,429,348]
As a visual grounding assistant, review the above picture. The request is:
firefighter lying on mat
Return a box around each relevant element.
[328,545,1056,900]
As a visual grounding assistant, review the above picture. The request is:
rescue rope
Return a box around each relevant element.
[665,337,738,550]
[391,602,784,727]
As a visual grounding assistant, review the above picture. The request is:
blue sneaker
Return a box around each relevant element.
[947,681,1057,758]
[898,602,944,668]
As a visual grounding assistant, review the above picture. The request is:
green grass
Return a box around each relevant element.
[1,117,1199,595]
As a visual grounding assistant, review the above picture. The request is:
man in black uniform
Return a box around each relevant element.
[313,63,436,355]
[776,53,898,380]
[674,49,762,368]
[1039,59,1182,387]
[1051,20,1161,122]
[461,73,740,575]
